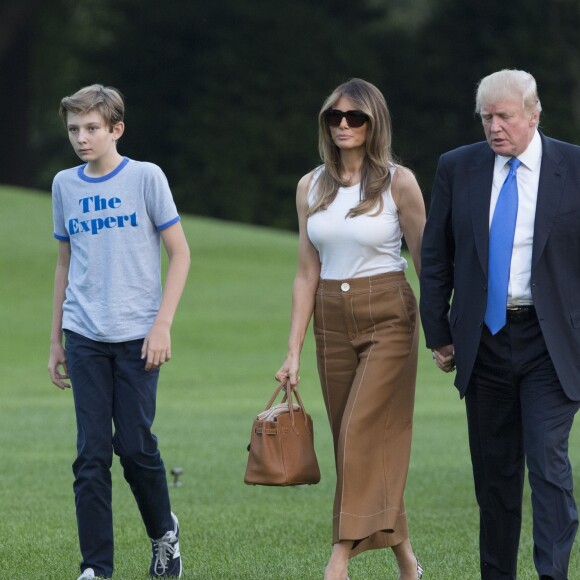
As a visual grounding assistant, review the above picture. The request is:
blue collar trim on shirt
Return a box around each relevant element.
[77,157,130,183]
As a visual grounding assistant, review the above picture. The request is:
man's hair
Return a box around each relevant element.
[59,84,125,130]
[475,69,542,116]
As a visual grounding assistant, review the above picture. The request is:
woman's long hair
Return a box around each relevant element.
[308,78,394,218]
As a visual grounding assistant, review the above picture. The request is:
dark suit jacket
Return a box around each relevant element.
[420,133,580,400]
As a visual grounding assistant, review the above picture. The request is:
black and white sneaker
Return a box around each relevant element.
[149,512,182,577]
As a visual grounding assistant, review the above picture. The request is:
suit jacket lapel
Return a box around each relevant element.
[533,136,566,269]
[469,147,495,276]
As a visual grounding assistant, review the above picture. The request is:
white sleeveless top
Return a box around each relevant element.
[306,166,407,279]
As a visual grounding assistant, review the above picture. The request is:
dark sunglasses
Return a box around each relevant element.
[324,108,369,128]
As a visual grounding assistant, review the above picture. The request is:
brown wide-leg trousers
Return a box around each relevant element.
[313,271,419,557]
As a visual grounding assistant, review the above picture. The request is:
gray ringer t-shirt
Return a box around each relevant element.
[52,157,180,342]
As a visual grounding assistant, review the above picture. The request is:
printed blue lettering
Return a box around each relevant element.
[68,211,138,236]
[79,195,123,213]
[104,216,117,229]
[91,218,104,235]
[94,195,107,211]
[79,197,92,213]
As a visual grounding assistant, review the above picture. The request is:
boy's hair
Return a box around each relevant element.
[59,84,125,131]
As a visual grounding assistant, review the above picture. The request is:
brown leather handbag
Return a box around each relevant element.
[244,381,321,486]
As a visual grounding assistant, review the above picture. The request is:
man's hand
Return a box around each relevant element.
[432,344,456,373]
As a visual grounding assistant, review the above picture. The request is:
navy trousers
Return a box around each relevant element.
[65,330,173,578]
[465,312,579,580]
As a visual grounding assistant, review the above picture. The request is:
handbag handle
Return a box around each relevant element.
[264,380,312,435]
[263,381,288,411]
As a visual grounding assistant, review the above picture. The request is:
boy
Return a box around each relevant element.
[48,84,190,579]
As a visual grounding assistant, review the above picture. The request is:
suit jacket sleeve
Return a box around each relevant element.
[420,154,455,349]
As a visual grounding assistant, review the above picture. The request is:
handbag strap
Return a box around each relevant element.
[264,381,287,411]
[264,380,312,435]
[289,385,312,434]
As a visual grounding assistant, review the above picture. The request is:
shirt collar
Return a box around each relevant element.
[494,129,543,172]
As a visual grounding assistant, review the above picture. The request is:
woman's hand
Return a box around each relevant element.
[275,352,301,389]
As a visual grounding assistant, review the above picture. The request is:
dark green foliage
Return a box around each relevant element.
[384,0,580,204]
[1,0,580,226]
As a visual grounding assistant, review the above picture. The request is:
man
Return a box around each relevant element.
[420,69,580,579]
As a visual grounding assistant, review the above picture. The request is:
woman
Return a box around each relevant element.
[276,78,425,580]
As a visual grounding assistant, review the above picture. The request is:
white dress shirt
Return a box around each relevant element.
[489,130,542,306]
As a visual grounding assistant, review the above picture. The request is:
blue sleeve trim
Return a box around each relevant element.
[54,233,70,242]
[156,216,181,232]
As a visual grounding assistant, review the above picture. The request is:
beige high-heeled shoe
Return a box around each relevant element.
[397,559,423,580]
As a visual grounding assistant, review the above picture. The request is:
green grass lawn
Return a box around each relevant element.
[1,186,579,579]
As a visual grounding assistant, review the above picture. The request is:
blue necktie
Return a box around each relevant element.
[484,157,521,335]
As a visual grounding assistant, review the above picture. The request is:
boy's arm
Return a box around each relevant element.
[48,241,72,389]
[141,221,191,371]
